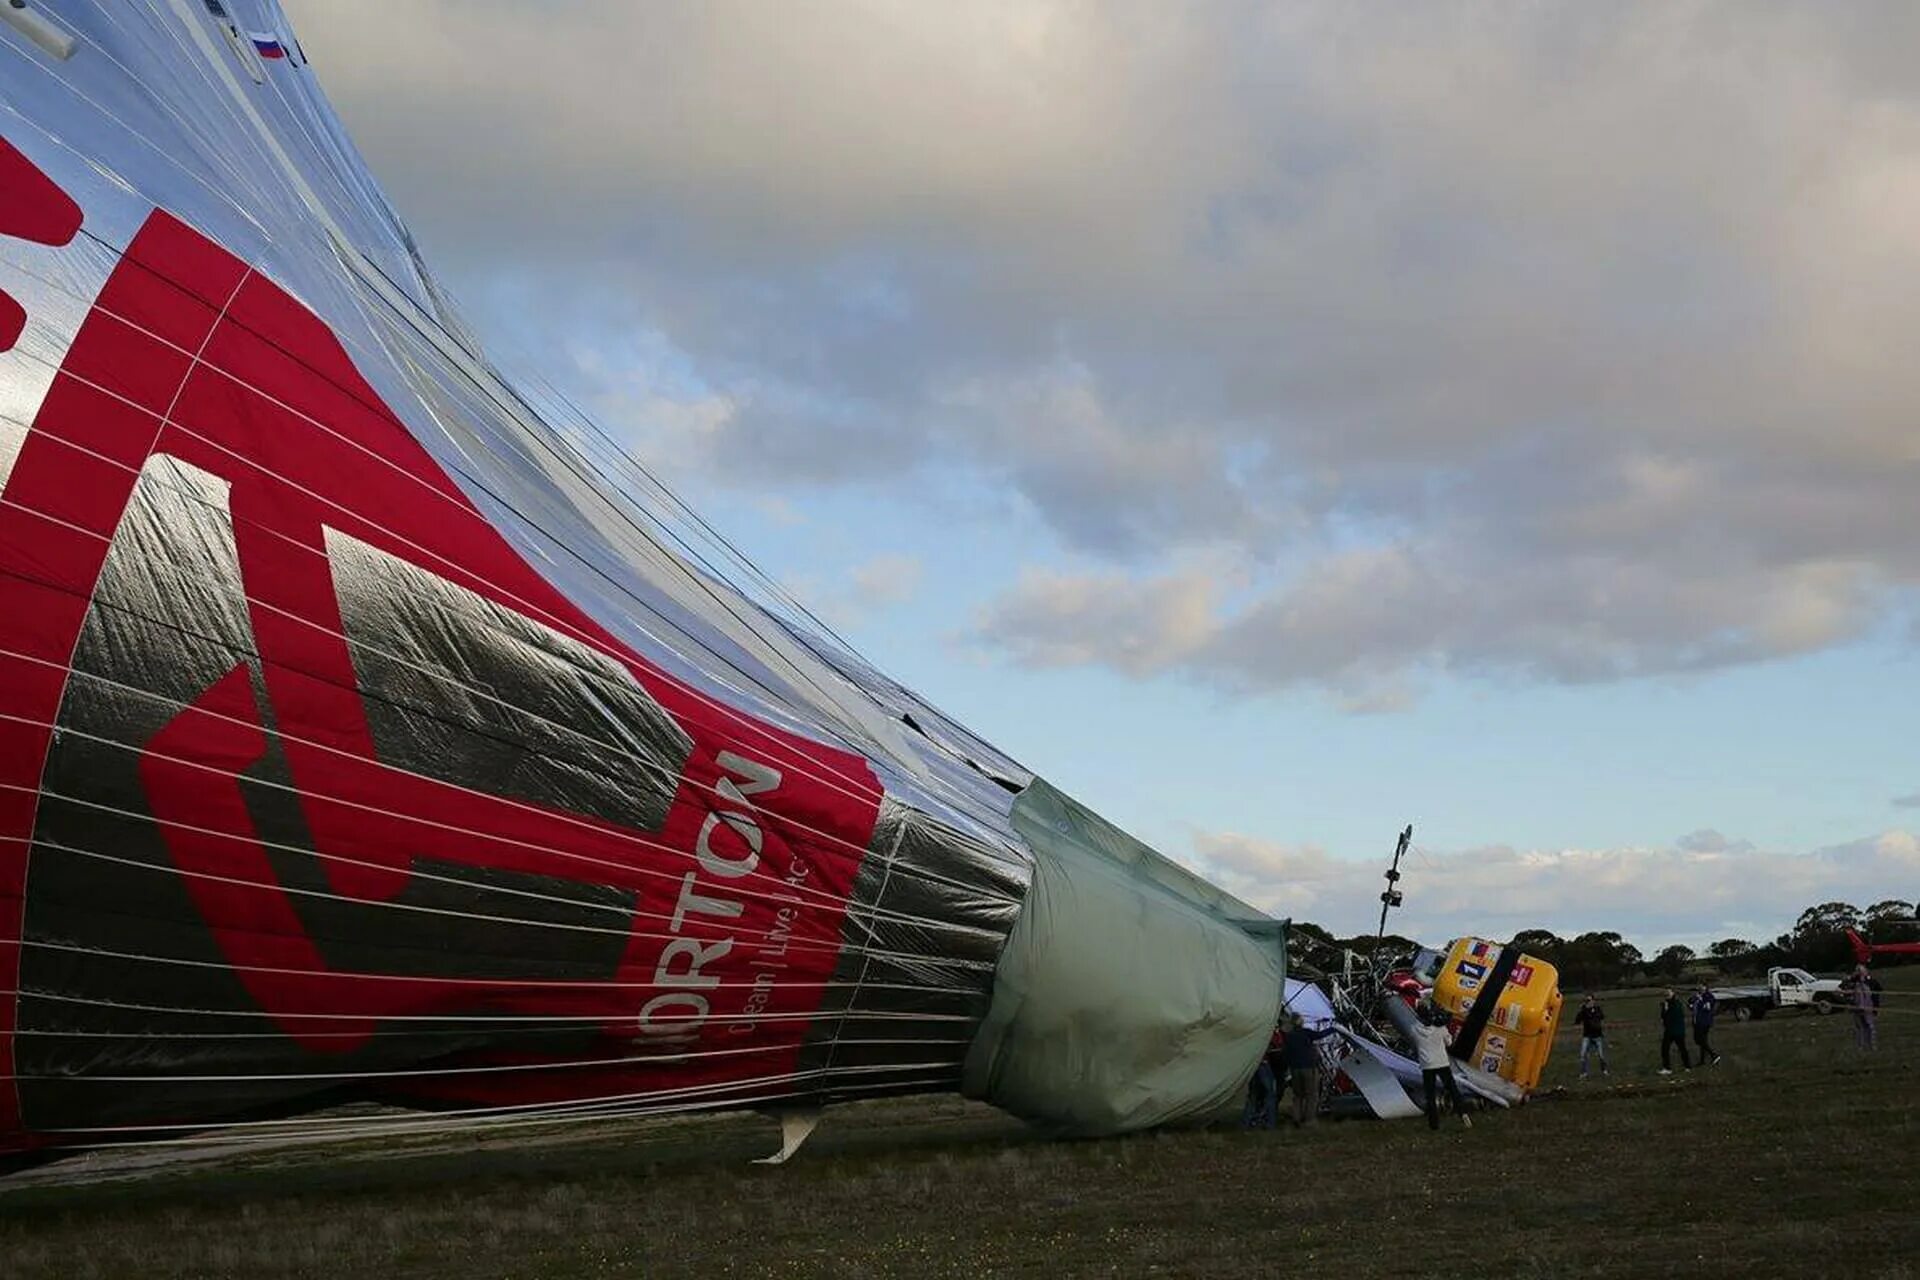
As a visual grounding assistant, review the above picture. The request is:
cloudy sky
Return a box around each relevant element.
[284,1,1919,949]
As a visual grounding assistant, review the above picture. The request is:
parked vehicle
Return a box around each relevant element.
[1712,967,1847,1020]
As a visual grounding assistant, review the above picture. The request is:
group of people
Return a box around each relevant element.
[1244,1001,1471,1134]
[1243,1013,1333,1131]
[1572,981,1724,1076]
[1248,964,1892,1136]
[1570,963,1888,1078]
[1657,982,1722,1071]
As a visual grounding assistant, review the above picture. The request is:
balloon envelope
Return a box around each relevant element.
[0,1,1282,1155]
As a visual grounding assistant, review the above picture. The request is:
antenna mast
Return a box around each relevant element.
[1372,824,1412,961]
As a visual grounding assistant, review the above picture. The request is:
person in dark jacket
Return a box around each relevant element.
[1573,994,1609,1080]
[1689,981,1721,1066]
[1657,987,1692,1073]
[1279,1013,1333,1127]
[1243,1025,1281,1129]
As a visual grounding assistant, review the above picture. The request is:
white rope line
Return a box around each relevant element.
[536,388,1022,791]
[0,0,1029,1152]
[11,1012,973,1042]
[35,1091,769,1140]
[0,687,1021,934]
[11,247,253,1129]
[0,415,1022,885]
[332,249,913,780]
[0,279,893,814]
[15,1058,962,1157]
[0,665,852,925]
[0,589,899,899]
[239,246,911,792]
[0,599,1028,909]
[24,830,712,947]
[6,934,988,988]
[6,931,989,999]
[516,374,1032,813]
[0,45,268,244]
[482,349,1027,810]
[14,3,875,745]
[5,986,981,1028]
[538,383,860,658]
[1,0,1022,1080]
[506,382,1039,824]
[9,823,995,971]
[821,819,911,1079]
[84,5,273,215]
[3,9,1031,846]
[9,1033,973,1084]
[5,197,1028,842]
[38,1054,952,1137]
[246,10,412,261]
[1,219,1024,856]
[31,1062,961,1150]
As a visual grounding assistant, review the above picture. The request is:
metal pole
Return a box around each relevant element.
[1373,824,1412,961]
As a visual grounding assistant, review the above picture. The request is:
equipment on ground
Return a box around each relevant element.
[1415,936,1563,1092]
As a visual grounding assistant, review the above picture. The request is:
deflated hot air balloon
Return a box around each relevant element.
[0,0,1285,1159]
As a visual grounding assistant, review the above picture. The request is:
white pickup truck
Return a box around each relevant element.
[1710,967,1847,1021]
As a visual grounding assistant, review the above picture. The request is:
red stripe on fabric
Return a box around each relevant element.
[0,135,82,361]
[0,138,82,248]
[2,205,884,1149]
[0,293,23,353]
[0,210,234,1149]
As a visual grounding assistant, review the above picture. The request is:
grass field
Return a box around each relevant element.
[1,972,1915,1279]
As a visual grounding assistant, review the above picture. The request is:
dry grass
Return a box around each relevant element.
[1,972,1915,1279]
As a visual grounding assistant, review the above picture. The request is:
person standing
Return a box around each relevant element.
[1573,994,1610,1080]
[1279,1013,1333,1127]
[1690,981,1721,1066]
[1657,987,1692,1074]
[1413,1004,1471,1131]
[1242,1025,1280,1129]
[1843,965,1881,1050]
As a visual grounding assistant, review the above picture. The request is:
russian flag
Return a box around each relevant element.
[248,29,286,59]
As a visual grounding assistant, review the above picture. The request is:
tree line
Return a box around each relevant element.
[1287,898,1917,991]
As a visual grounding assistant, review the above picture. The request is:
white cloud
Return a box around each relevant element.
[783,553,925,631]
[971,542,1896,703]
[286,2,1920,698]
[849,553,923,608]
[970,562,1222,677]
[1184,828,1920,950]
[1676,829,1755,856]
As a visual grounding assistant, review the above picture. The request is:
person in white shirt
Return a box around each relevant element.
[1413,1003,1472,1131]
